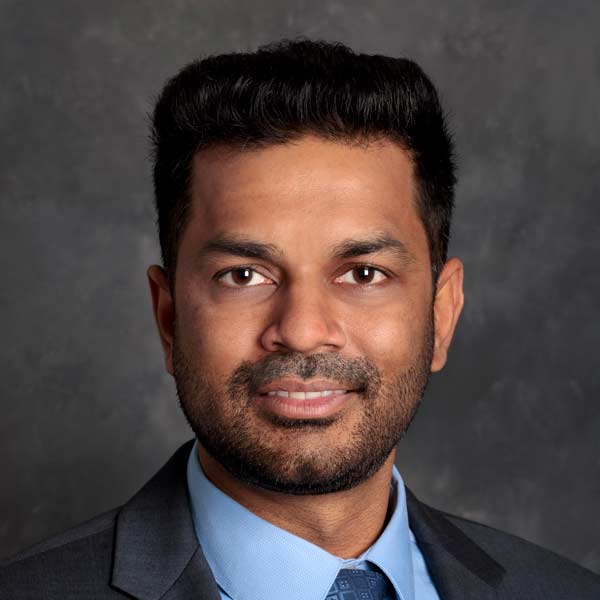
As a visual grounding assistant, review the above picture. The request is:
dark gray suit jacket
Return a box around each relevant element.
[2,439,599,599]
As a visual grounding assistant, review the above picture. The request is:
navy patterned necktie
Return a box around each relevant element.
[326,568,393,600]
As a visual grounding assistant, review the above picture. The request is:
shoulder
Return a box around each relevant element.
[0,507,122,599]
[441,508,600,597]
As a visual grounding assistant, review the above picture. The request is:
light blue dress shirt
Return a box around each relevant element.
[187,441,441,600]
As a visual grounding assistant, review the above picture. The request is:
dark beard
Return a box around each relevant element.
[173,313,434,495]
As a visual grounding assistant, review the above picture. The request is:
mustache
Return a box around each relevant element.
[227,352,383,399]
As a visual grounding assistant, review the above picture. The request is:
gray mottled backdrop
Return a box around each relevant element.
[1,0,599,572]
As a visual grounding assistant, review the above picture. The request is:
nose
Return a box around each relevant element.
[260,280,347,354]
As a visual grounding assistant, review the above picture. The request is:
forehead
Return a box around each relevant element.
[186,135,426,254]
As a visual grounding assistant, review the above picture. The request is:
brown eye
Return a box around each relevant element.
[335,265,388,286]
[217,267,273,288]
[231,268,253,285]
[353,266,375,283]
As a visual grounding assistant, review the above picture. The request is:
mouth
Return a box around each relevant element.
[259,389,353,399]
[256,389,360,420]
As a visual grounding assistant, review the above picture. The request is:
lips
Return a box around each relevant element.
[254,378,360,419]
[256,378,357,396]
[263,389,347,399]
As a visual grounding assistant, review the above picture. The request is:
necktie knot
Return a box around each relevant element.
[326,567,393,600]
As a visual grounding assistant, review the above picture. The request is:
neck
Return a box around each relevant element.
[197,445,397,558]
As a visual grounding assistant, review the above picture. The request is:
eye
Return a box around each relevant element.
[334,265,389,285]
[216,267,274,288]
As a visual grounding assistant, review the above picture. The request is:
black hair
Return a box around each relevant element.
[150,38,456,289]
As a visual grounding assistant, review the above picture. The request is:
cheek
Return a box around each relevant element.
[177,292,264,375]
[347,300,429,370]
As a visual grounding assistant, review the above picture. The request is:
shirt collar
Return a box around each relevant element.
[187,440,415,600]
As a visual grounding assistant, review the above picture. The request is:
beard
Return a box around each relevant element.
[172,312,434,495]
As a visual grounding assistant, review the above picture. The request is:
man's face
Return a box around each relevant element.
[158,135,452,494]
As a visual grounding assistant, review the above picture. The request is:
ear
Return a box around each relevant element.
[147,265,175,376]
[431,257,464,372]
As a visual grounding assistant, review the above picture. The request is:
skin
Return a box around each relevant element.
[147,134,464,558]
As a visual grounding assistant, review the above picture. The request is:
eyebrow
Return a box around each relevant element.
[196,232,414,265]
[329,233,415,264]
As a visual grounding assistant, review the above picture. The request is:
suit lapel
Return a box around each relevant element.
[406,487,505,599]
[110,439,221,600]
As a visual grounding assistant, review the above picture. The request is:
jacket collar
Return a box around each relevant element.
[110,439,220,600]
[111,439,504,599]
[406,488,505,599]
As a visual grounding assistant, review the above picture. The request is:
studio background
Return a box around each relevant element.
[1,0,598,572]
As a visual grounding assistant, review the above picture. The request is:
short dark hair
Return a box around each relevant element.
[150,39,456,289]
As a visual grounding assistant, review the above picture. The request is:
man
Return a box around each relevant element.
[1,39,598,600]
